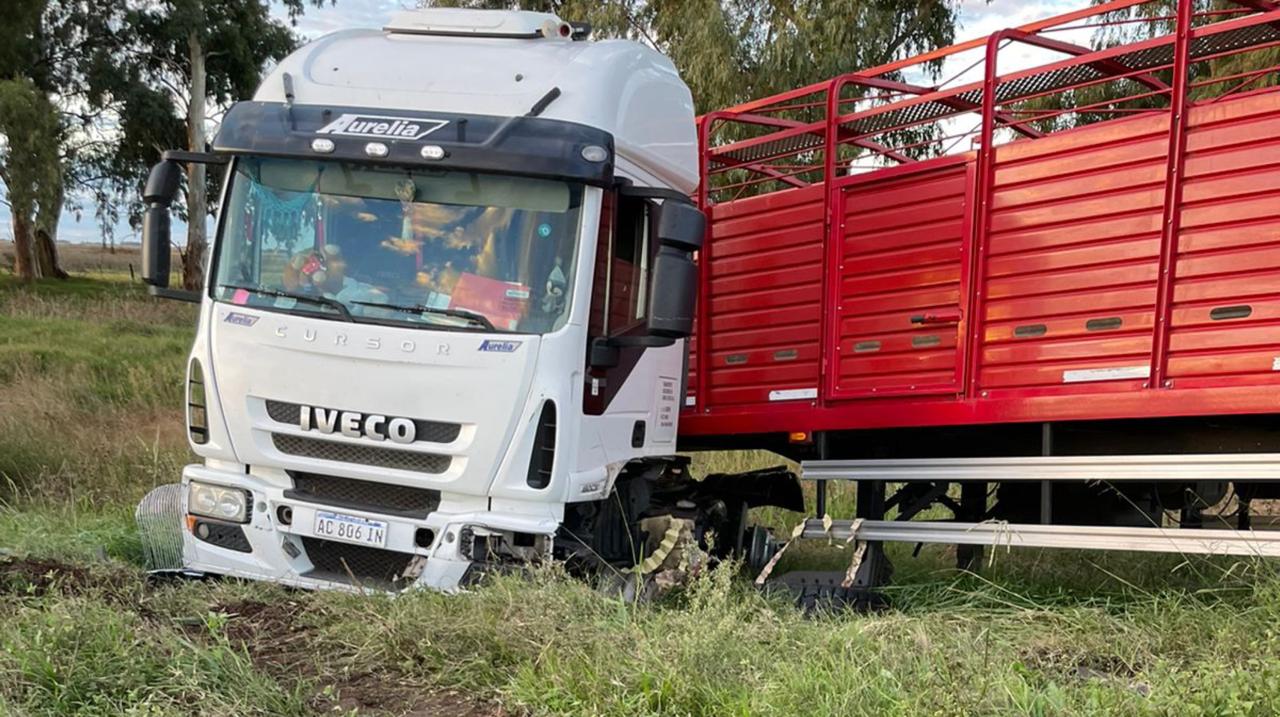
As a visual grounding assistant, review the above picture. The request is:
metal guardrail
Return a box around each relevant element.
[801,518,1280,557]
[802,454,1280,483]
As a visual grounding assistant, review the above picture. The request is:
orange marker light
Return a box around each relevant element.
[788,432,811,444]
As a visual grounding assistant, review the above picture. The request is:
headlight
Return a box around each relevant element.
[188,481,250,523]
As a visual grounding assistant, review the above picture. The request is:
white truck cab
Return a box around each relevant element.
[135,9,760,592]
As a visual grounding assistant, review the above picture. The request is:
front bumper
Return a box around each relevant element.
[178,463,559,592]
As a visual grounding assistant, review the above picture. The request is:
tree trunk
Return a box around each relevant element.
[11,208,40,281]
[34,183,68,279]
[182,29,208,291]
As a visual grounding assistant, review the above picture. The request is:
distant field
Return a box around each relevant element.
[3,251,1280,716]
[0,240,183,283]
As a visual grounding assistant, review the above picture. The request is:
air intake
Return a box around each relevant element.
[187,359,208,445]
[526,401,556,489]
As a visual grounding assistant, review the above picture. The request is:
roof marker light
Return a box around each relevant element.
[311,138,335,154]
[365,142,389,158]
[420,145,446,161]
[581,145,608,163]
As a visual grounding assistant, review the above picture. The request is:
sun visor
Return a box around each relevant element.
[212,101,615,186]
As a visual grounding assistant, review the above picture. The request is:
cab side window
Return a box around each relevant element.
[589,192,652,338]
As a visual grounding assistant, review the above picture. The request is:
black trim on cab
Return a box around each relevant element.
[212,101,615,186]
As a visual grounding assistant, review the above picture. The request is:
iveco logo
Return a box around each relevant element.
[300,406,417,444]
[316,113,449,141]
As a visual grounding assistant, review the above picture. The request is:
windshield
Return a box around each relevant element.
[212,157,585,333]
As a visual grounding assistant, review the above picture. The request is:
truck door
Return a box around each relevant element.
[827,158,973,399]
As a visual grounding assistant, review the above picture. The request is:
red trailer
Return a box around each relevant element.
[679,0,1280,587]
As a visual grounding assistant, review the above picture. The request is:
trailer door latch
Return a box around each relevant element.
[910,311,962,326]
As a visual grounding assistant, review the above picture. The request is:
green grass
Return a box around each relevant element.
[4,263,1280,716]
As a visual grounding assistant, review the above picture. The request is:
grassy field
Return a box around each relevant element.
[2,246,1280,716]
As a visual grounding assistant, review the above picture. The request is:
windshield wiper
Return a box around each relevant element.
[220,284,353,322]
[350,300,496,331]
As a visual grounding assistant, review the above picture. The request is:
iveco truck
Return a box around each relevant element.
[142,1,1280,598]
[138,8,792,592]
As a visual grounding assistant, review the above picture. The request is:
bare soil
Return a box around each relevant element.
[0,555,134,598]
[211,597,509,717]
[0,557,506,717]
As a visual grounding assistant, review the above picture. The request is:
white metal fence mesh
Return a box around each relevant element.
[134,483,184,572]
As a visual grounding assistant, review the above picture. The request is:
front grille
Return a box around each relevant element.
[287,472,440,518]
[301,537,416,588]
[272,433,451,474]
[264,400,461,444]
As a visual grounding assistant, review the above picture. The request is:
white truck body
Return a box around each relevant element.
[164,9,701,591]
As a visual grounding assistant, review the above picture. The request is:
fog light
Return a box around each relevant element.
[188,481,250,523]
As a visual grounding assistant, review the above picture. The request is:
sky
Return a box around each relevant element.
[0,0,1079,246]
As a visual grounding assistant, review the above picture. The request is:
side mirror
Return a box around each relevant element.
[646,201,706,339]
[655,200,706,253]
[141,160,181,290]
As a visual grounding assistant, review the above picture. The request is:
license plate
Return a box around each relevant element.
[312,510,388,548]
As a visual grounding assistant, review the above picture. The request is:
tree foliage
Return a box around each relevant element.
[0,79,63,279]
[0,0,327,285]
[1014,1,1280,134]
[426,0,967,113]
[103,0,328,289]
[0,0,126,279]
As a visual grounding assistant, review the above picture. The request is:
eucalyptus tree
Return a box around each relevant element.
[117,0,329,290]
[1012,0,1280,133]
[0,0,123,280]
[426,0,967,113]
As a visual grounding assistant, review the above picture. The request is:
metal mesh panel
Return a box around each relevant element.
[272,433,451,473]
[135,484,185,572]
[265,400,301,424]
[711,132,824,168]
[288,472,441,517]
[1194,23,1280,60]
[722,21,1280,168]
[301,537,416,588]
[996,64,1105,104]
[264,400,461,444]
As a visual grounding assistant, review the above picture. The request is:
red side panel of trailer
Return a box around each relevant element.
[681,1,1280,438]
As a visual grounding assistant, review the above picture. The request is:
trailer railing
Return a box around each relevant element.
[697,0,1280,205]
[690,0,1280,423]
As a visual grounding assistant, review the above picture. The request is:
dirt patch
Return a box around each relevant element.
[213,599,317,677]
[1023,644,1138,678]
[1023,644,1150,696]
[211,598,508,716]
[0,555,135,598]
[317,670,509,717]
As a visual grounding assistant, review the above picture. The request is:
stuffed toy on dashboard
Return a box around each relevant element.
[282,244,347,294]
